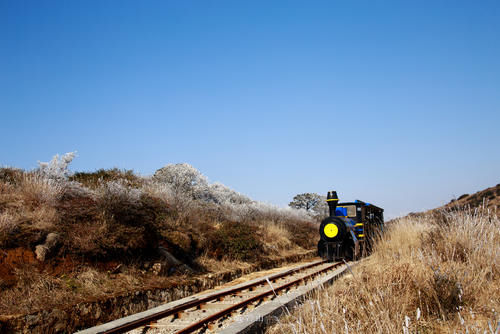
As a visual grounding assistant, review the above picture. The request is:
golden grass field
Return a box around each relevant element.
[269,206,500,333]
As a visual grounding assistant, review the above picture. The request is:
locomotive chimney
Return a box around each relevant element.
[326,191,339,217]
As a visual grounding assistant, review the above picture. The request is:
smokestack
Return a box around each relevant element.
[326,191,339,217]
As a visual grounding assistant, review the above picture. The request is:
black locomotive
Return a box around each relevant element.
[318,191,384,261]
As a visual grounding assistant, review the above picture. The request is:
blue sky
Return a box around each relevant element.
[1,1,499,218]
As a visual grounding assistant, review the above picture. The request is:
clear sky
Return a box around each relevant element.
[1,1,499,219]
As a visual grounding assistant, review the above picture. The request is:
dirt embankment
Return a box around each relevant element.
[0,250,316,333]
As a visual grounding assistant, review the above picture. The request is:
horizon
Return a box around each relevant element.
[1,1,499,219]
[2,152,497,220]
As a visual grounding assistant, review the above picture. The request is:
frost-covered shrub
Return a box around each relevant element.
[141,179,174,203]
[21,173,65,206]
[95,180,142,205]
[37,152,76,181]
[153,163,209,199]
[247,201,311,222]
[153,164,249,203]
[152,163,309,223]
[61,180,96,200]
[206,182,252,205]
[219,201,312,223]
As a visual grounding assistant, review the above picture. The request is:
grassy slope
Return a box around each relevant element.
[445,184,500,212]
[0,167,317,315]
[269,186,500,333]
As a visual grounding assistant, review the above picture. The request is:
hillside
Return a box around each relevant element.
[269,183,500,333]
[0,155,318,332]
[446,183,500,211]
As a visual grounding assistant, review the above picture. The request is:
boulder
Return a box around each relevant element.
[35,233,59,261]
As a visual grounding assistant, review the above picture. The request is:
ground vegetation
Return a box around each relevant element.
[0,154,316,316]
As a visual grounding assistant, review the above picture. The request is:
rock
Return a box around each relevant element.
[35,245,49,261]
[156,247,193,274]
[152,263,164,275]
[34,233,60,262]
[45,233,59,247]
[94,306,102,320]
[178,264,194,274]
[157,247,182,266]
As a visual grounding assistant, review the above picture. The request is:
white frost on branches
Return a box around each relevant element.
[153,163,312,222]
[207,182,252,205]
[153,163,209,199]
[37,152,77,181]
[96,180,142,205]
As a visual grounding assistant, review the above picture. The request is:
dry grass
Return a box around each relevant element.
[0,264,152,314]
[447,184,500,212]
[0,211,16,234]
[195,254,252,273]
[0,166,317,316]
[269,206,500,333]
[261,221,294,253]
[19,173,64,207]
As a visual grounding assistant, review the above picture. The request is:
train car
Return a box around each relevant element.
[318,190,384,261]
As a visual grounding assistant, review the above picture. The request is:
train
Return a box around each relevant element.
[318,190,384,261]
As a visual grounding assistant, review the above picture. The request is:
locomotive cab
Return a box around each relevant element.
[318,191,384,261]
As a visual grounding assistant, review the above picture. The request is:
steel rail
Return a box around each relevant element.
[95,259,328,333]
[176,261,344,334]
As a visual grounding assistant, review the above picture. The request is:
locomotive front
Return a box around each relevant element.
[318,191,356,261]
[318,190,384,261]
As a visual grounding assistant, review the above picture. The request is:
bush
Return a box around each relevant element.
[70,168,144,189]
[206,221,263,261]
[153,163,208,199]
[2,157,316,265]
[0,167,24,186]
[37,152,76,181]
[56,181,170,260]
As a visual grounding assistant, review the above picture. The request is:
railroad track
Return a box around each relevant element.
[77,259,348,334]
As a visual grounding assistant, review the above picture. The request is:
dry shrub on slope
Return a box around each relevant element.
[447,184,500,212]
[269,206,500,333]
[0,157,317,315]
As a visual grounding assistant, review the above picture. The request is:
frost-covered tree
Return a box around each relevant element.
[289,193,323,212]
[37,152,76,181]
[311,197,328,217]
[153,163,209,199]
[207,182,252,205]
[153,163,253,205]
[152,163,313,222]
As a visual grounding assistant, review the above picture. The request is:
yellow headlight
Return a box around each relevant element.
[324,223,338,238]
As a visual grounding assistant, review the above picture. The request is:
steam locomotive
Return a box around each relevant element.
[318,191,384,261]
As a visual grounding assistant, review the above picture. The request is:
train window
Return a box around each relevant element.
[345,205,357,217]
